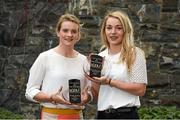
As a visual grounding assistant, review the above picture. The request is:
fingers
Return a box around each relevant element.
[82,86,89,93]
[84,71,90,77]
[70,104,84,108]
[52,86,72,105]
[57,86,63,94]
[81,85,92,105]
[81,86,90,97]
[84,74,100,84]
[61,94,71,105]
[81,86,88,99]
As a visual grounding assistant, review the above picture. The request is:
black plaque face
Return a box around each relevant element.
[90,54,103,77]
[69,79,81,103]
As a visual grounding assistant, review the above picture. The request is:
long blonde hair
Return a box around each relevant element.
[100,10,136,72]
[56,13,81,41]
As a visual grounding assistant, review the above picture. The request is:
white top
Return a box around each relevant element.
[98,47,148,111]
[25,49,89,109]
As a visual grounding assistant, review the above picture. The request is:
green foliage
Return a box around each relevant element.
[0,107,24,119]
[1,106,180,119]
[139,106,180,119]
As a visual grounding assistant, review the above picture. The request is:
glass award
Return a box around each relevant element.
[68,79,81,103]
[83,54,110,77]
[89,54,103,77]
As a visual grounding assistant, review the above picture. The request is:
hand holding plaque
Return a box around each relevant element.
[62,79,81,104]
[83,54,110,77]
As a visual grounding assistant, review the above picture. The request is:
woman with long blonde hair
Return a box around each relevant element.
[86,10,147,119]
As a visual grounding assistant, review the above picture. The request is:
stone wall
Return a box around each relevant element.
[0,0,179,119]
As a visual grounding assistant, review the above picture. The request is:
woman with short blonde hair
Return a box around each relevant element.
[26,13,92,119]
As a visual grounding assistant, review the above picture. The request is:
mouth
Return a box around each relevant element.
[64,38,73,42]
[109,36,118,40]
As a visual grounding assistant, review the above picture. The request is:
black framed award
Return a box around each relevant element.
[89,54,103,77]
[68,79,81,103]
[83,53,111,78]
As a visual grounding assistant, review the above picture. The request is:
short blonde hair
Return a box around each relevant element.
[56,13,81,40]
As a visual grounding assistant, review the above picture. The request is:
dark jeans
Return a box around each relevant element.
[96,107,139,119]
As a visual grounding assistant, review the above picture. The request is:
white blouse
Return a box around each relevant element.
[98,47,148,111]
[25,49,90,109]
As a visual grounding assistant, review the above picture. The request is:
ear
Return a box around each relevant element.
[56,31,60,37]
[76,32,81,41]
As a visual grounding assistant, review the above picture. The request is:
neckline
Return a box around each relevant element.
[107,49,121,57]
[51,49,79,59]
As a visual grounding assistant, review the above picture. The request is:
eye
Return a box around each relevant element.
[106,26,112,30]
[116,25,123,30]
[62,29,68,33]
[71,29,78,34]
[117,27,123,30]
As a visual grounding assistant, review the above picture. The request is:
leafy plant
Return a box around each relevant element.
[0,107,24,119]
[1,106,180,119]
[139,106,180,119]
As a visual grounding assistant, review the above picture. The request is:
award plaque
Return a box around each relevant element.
[69,79,81,103]
[90,54,103,77]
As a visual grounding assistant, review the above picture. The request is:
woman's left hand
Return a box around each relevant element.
[85,74,110,85]
[73,86,92,106]
[81,86,92,105]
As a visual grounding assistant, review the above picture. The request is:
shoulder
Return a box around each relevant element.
[134,47,145,57]
[134,47,146,63]
[39,49,52,56]
[77,52,86,60]
[37,49,53,60]
[98,48,108,57]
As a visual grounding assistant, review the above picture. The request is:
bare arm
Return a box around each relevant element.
[33,87,71,105]
[87,75,146,97]
[33,92,52,103]
[85,74,100,101]
[109,79,146,96]
[91,82,100,101]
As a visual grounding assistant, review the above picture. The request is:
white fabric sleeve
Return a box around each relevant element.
[130,47,148,84]
[25,53,46,102]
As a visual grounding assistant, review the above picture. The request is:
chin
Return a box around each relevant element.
[64,43,75,47]
[63,41,74,45]
[110,42,122,46]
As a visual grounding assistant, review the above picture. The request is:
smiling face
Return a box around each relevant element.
[57,21,79,47]
[105,16,124,47]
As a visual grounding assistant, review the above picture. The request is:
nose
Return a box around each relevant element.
[67,31,73,36]
[111,28,116,33]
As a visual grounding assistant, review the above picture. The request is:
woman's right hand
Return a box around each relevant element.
[50,86,71,105]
